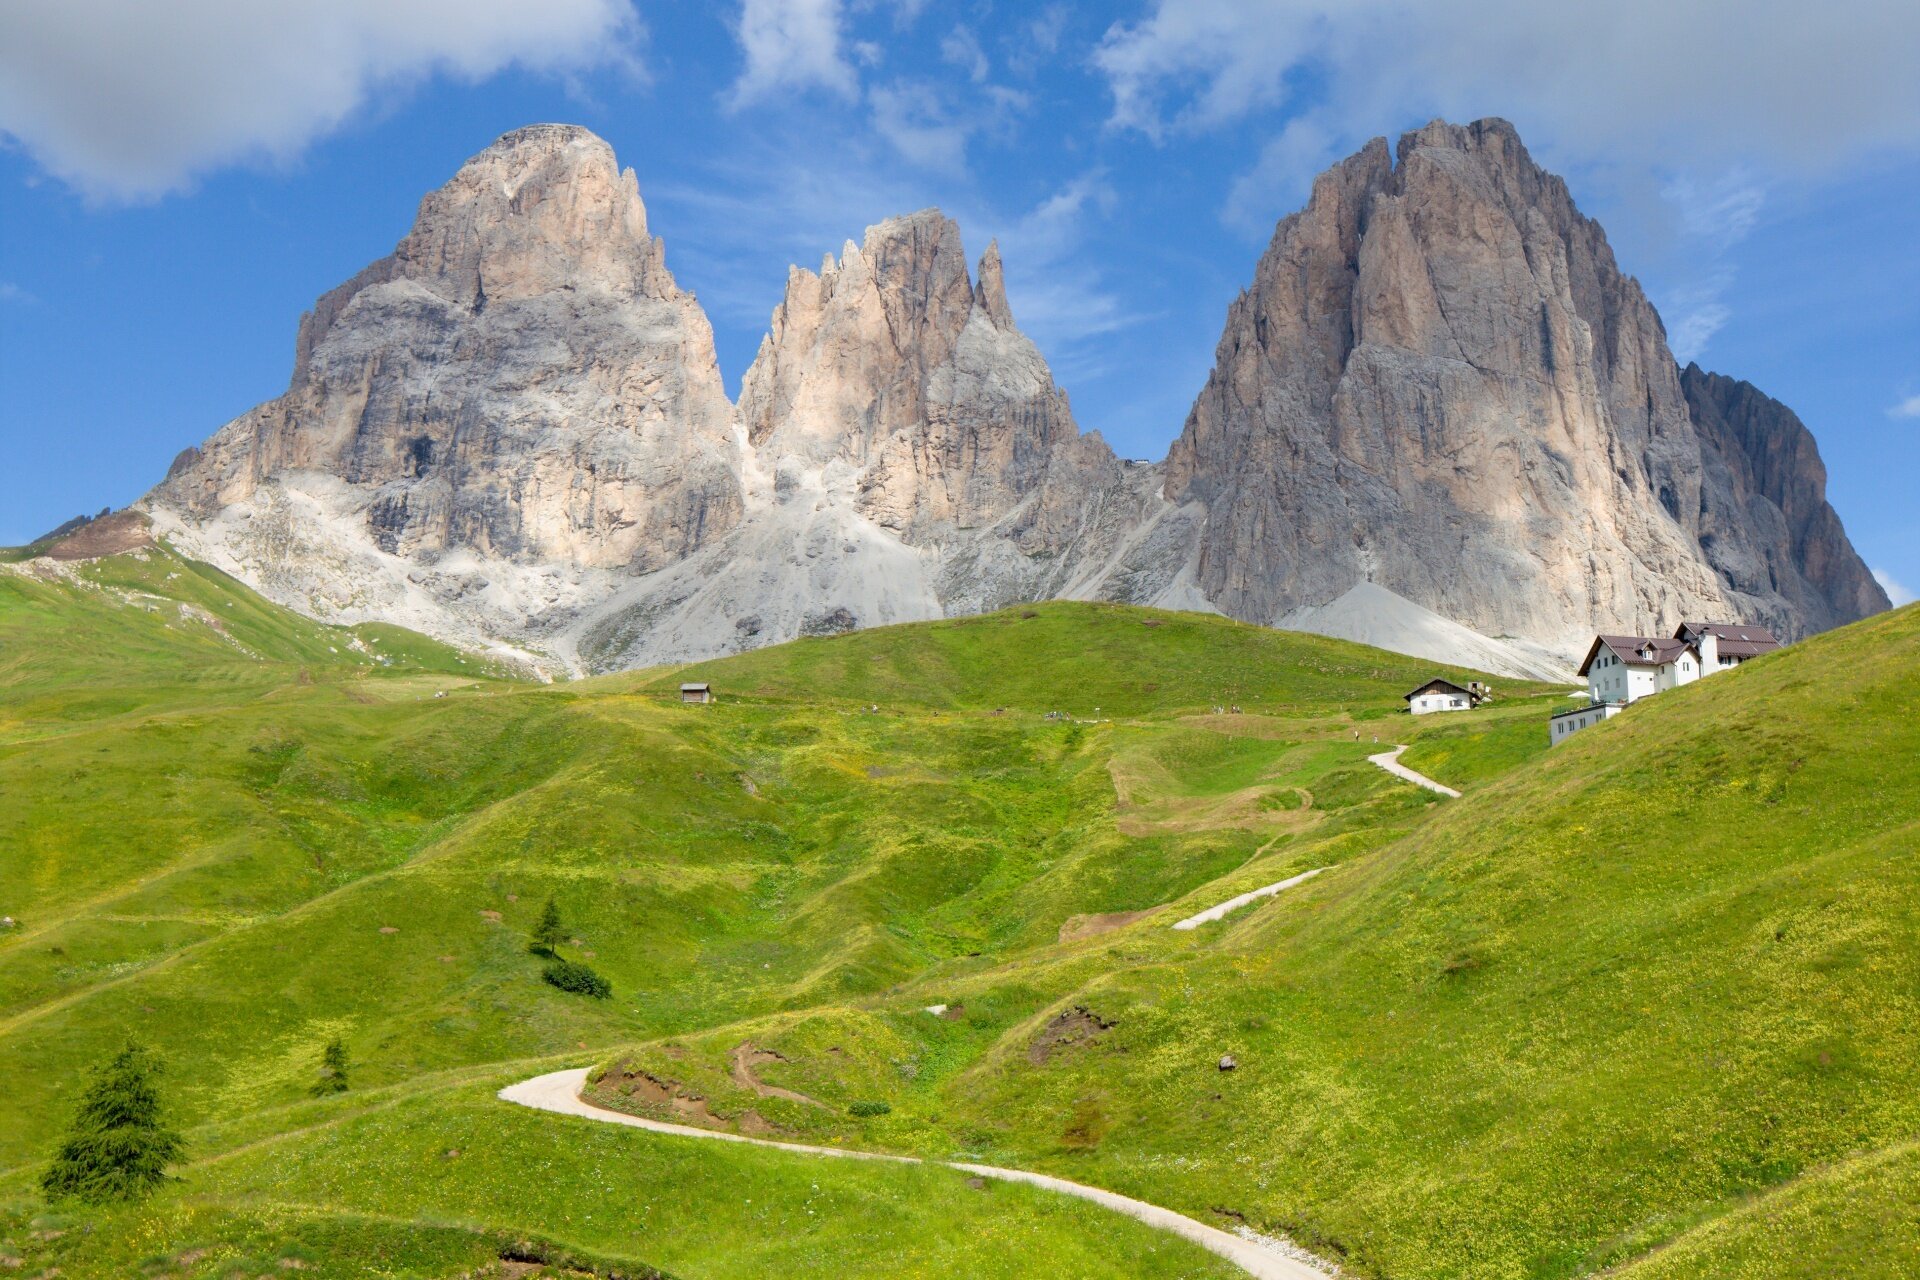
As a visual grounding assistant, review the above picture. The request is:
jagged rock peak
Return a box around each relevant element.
[1166,114,1883,652]
[735,206,1113,545]
[393,123,668,302]
[1679,363,1890,626]
[974,239,1015,329]
[146,120,742,653]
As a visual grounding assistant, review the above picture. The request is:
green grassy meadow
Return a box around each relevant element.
[2,541,1914,1278]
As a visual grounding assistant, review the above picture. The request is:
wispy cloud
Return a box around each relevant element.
[1889,393,1920,419]
[0,282,36,304]
[868,80,970,172]
[1005,5,1070,78]
[726,0,858,111]
[1874,568,1917,606]
[0,0,642,200]
[939,26,989,83]
[1093,1,1920,175]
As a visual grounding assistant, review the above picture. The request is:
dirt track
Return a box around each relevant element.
[500,1068,1330,1279]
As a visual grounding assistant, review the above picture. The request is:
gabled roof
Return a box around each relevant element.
[1675,621,1782,658]
[680,682,711,692]
[1578,635,1699,676]
[1404,677,1471,701]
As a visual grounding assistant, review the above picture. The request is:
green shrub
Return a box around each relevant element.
[848,1100,891,1117]
[541,959,611,999]
[42,1044,184,1204]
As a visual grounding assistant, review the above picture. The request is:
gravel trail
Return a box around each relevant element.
[500,1068,1330,1279]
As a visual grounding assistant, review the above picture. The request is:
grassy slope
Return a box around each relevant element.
[12,543,1910,1278]
[2,563,1501,1277]
[587,605,1916,1280]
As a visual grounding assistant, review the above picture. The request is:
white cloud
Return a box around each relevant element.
[868,81,970,172]
[0,0,641,200]
[0,282,35,304]
[1221,115,1336,232]
[940,27,990,83]
[727,0,858,110]
[1095,1,1920,175]
[1874,568,1917,606]
[1889,394,1920,420]
[1666,302,1731,365]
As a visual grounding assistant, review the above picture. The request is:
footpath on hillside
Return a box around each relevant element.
[1367,745,1460,798]
[501,1069,1331,1280]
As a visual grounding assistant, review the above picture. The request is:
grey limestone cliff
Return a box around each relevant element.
[138,119,1886,677]
[1164,118,1886,654]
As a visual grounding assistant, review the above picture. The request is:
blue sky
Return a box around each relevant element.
[2,0,1916,601]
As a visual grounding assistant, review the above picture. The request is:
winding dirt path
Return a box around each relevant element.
[500,1069,1329,1279]
[1367,745,1461,798]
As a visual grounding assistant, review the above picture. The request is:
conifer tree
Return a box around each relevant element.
[531,896,566,955]
[312,1036,350,1095]
[41,1044,183,1204]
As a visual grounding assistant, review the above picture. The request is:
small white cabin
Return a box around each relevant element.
[1404,678,1475,715]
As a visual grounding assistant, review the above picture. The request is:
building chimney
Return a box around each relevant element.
[1698,628,1719,671]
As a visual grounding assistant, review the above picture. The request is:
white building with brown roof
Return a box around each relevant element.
[1554,621,1780,745]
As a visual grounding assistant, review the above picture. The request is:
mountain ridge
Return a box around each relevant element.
[131,118,1887,678]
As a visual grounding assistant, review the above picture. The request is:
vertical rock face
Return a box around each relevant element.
[135,118,1884,676]
[1680,364,1889,629]
[148,125,741,661]
[1165,118,1885,652]
[568,210,1160,669]
[736,212,1101,545]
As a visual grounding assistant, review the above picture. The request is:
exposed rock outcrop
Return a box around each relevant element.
[565,210,1177,670]
[1164,118,1885,654]
[137,119,1886,677]
[1679,364,1889,632]
[147,124,741,665]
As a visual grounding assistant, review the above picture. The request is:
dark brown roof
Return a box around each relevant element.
[1675,621,1781,658]
[1404,677,1472,701]
[1577,635,1699,676]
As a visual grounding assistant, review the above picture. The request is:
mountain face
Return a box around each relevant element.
[564,211,1183,671]
[148,125,742,661]
[1164,118,1885,656]
[138,120,1885,677]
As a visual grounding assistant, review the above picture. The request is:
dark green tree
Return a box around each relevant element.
[312,1036,349,1096]
[41,1044,184,1204]
[530,896,566,955]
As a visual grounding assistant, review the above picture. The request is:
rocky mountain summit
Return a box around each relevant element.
[148,124,742,660]
[138,120,1886,677]
[1164,118,1885,660]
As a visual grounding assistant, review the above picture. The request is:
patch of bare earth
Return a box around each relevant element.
[1028,1006,1116,1064]
[1107,754,1318,837]
[595,1059,734,1129]
[1057,909,1155,943]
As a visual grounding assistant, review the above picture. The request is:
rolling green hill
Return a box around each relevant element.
[3,541,1911,1278]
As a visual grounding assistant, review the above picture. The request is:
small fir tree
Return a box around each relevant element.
[41,1044,184,1204]
[531,896,566,955]
[312,1036,350,1096]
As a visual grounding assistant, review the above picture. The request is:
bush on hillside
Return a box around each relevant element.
[542,958,611,999]
[42,1044,184,1204]
[848,1100,892,1117]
